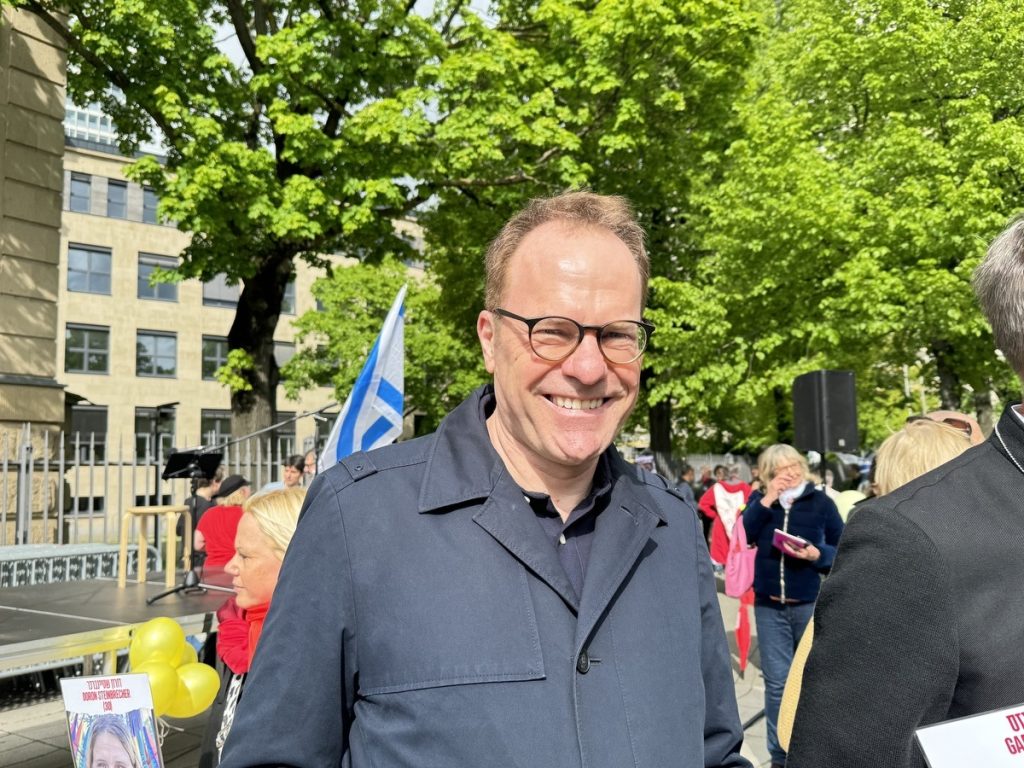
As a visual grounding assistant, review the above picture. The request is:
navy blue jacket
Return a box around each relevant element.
[220,386,750,768]
[742,484,844,603]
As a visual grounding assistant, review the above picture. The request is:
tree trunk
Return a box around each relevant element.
[773,385,791,443]
[648,398,675,479]
[931,339,961,410]
[229,255,292,440]
[974,388,995,438]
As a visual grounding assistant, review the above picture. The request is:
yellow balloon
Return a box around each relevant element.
[134,660,179,717]
[175,642,199,668]
[164,678,197,719]
[167,663,221,718]
[129,617,186,669]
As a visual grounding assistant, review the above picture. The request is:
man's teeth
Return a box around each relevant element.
[552,396,603,410]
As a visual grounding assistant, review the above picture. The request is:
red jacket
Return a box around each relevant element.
[698,481,752,564]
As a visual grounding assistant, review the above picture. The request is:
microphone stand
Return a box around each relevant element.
[147,449,232,605]
[146,552,234,604]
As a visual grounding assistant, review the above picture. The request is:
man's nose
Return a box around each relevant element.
[561,331,608,384]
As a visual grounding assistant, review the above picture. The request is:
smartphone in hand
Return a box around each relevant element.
[772,528,809,553]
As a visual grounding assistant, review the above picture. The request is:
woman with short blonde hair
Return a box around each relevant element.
[743,443,844,768]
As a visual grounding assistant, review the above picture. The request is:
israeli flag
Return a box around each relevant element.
[319,284,407,472]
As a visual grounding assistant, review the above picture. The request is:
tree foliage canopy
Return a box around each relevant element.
[11,0,1021,459]
[15,0,758,450]
[688,0,1024,450]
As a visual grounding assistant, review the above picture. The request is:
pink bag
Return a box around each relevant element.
[724,517,756,598]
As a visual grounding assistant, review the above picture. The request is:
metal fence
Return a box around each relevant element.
[0,422,319,550]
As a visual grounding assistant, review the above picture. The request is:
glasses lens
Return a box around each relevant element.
[600,321,647,364]
[529,317,580,360]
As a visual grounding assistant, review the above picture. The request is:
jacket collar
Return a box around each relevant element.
[417,385,507,513]
[417,384,667,525]
[416,385,668,621]
[992,403,1024,473]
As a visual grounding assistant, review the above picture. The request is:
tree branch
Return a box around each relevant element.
[224,0,260,73]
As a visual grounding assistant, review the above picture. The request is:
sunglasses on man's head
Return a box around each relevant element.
[905,414,972,437]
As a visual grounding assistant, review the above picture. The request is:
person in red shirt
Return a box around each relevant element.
[194,475,251,568]
[698,465,752,566]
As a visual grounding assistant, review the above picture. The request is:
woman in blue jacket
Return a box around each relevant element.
[743,444,844,768]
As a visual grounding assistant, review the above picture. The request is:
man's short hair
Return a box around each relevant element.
[974,214,1024,377]
[484,190,649,310]
[196,464,225,490]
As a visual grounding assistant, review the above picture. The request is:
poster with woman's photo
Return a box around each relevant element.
[60,674,165,768]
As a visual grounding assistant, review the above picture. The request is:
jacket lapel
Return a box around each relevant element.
[575,476,663,650]
[473,475,581,612]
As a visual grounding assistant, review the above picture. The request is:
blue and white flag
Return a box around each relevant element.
[319,284,407,473]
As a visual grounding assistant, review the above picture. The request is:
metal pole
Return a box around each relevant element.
[15,424,32,544]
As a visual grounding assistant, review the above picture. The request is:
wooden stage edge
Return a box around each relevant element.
[0,571,233,676]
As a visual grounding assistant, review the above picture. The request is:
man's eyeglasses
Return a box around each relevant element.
[492,308,655,365]
[905,414,973,437]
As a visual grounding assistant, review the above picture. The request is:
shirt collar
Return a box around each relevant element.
[418,385,629,515]
[522,453,614,523]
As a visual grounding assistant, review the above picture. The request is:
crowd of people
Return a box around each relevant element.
[145,192,1024,768]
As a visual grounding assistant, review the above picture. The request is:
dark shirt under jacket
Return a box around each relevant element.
[525,454,612,602]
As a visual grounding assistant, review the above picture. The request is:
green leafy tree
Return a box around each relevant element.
[15,0,759,455]
[696,0,1024,451]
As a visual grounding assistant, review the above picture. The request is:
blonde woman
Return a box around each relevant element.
[203,487,305,767]
[741,444,844,768]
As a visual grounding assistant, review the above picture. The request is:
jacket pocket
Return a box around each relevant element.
[356,562,545,696]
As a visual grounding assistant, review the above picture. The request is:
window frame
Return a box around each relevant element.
[64,323,110,375]
[201,408,233,445]
[69,173,91,213]
[69,404,108,462]
[203,273,240,309]
[67,244,112,295]
[134,406,176,462]
[107,179,127,219]
[137,253,179,302]
[142,186,159,224]
[201,336,229,381]
[136,330,178,378]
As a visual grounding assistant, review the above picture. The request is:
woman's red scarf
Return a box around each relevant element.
[245,602,271,668]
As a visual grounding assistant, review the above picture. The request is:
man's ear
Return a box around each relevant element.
[477,310,497,374]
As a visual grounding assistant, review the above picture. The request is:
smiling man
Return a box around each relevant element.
[220,192,750,768]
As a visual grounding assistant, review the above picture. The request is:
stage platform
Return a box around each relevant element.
[0,569,234,678]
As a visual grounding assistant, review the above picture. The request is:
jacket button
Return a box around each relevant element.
[576,651,590,674]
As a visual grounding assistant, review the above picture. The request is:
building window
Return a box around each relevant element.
[136,331,177,377]
[135,405,176,461]
[65,324,110,374]
[69,173,91,213]
[143,187,159,224]
[107,180,127,218]
[201,409,232,445]
[69,405,108,462]
[138,254,178,301]
[202,336,229,380]
[281,281,296,315]
[203,273,240,308]
[275,411,296,459]
[274,341,296,368]
[67,244,112,295]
